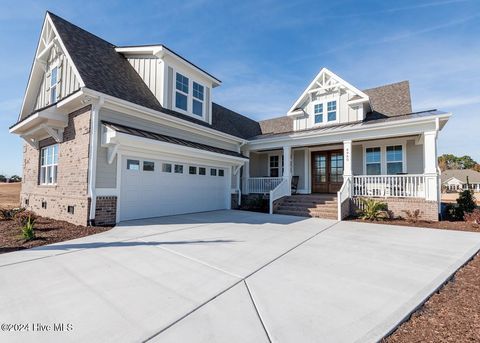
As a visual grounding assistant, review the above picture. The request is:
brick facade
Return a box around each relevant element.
[352,197,439,222]
[94,196,117,226]
[21,106,92,226]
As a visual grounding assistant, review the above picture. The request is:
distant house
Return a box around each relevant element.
[441,169,480,192]
[9,12,451,225]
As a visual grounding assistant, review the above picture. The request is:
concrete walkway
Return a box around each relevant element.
[1,210,479,343]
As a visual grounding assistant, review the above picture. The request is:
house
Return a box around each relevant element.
[9,12,450,225]
[441,169,480,192]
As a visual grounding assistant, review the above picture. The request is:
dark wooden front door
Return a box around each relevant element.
[311,150,344,193]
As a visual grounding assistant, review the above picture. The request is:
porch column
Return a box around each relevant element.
[243,150,250,194]
[343,140,352,177]
[283,146,292,179]
[423,131,439,201]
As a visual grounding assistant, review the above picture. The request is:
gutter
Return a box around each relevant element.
[88,96,105,225]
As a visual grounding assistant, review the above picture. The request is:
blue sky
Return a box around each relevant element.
[1,0,479,176]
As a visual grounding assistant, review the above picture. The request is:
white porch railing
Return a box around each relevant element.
[245,177,284,194]
[353,175,425,198]
[337,176,352,221]
[269,177,291,214]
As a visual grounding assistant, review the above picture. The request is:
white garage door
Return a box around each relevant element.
[120,156,229,221]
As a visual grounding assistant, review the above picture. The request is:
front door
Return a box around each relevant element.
[311,150,344,193]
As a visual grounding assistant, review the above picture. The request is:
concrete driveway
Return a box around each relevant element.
[1,210,479,343]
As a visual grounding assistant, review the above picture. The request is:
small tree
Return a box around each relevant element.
[0,175,6,183]
[456,176,477,218]
[9,175,22,183]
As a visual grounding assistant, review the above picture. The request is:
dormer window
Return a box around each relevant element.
[192,82,204,116]
[327,101,337,121]
[175,73,189,111]
[50,66,58,104]
[314,103,323,124]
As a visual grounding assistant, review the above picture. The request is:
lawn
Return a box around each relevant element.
[0,182,21,208]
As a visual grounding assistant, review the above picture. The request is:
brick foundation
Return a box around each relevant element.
[94,196,117,226]
[352,197,439,221]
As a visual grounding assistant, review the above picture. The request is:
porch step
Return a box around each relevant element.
[274,194,338,220]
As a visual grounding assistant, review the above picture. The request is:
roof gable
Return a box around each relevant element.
[19,12,84,120]
[287,68,369,115]
[363,81,412,119]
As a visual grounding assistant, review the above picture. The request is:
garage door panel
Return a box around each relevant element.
[120,156,229,221]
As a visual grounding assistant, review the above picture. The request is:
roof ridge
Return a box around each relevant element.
[47,11,115,47]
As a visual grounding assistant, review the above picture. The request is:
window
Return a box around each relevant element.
[67,206,75,215]
[314,103,323,124]
[192,82,204,116]
[127,159,140,171]
[189,166,197,175]
[143,161,155,171]
[25,199,29,206]
[218,169,225,177]
[199,167,206,175]
[327,101,337,121]
[386,145,403,174]
[162,163,172,173]
[269,155,280,177]
[42,201,47,209]
[330,152,344,183]
[175,73,189,111]
[174,164,184,174]
[40,144,58,185]
[50,66,58,104]
[210,168,217,176]
[366,147,381,175]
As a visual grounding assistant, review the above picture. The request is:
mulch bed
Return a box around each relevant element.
[348,217,480,343]
[350,217,480,232]
[0,216,111,254]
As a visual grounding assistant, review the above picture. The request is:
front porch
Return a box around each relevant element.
[241,133,440,221]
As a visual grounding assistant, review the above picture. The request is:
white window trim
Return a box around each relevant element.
[362,139,407,175]
[173,70,206,121]
[49,61,60,105]
[267,153,285,177]
[311,96,340,127]
[40,144,58,185]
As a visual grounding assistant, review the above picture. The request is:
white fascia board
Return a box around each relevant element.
[82,88,246,145]
[287,67,369,114]
[109,131,247,165]
[9,110,67,134]
[116,45,221,87]
[246,114,451,150]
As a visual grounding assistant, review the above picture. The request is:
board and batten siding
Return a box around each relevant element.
[34,49,81,110]
[127,57,164,103]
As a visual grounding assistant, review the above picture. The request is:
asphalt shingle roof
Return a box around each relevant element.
[441,169,480,184]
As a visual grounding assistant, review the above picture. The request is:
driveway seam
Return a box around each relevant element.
[0,223,213,268]
[145,220,340,342]
[244,280,272,343]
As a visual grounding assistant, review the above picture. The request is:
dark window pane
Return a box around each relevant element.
[176,92,187,110]
[366,163,381,175]
[127,159,140,170]
[189,166,197,175]
[143,161,155,171]
[199,167,206,175]
[192,99,203,116]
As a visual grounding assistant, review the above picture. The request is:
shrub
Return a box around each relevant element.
[21,217,36,241]
[402,209,423,223]
[464,209,480,227]
[456,189,476,218]
[0,207,24,221]
[15,210,37,227]
[357,198,389,221]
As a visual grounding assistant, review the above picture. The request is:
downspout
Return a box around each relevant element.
[237,140,248,206]
[88,97,104,225]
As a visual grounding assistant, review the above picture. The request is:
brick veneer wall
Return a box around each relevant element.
[352,197,439,222]
[95,196,117,226]
[20,105,92,226]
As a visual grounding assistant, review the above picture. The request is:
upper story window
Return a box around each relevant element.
[40,144,58,185]
[366,147,381,175]
[327,101,337,122]
[50,66,58,104]
[192,82,204,116]
[175,73,189,111]
[314,103,323,124]
[386,145,403,174]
